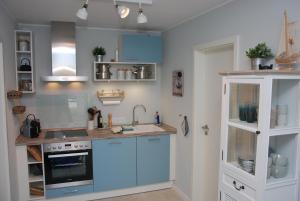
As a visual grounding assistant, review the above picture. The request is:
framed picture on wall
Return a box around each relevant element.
[172,70,184,97]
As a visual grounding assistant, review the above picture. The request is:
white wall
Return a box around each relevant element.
[0,1,17,201]
[162,0,300,199]
[17,24,162,131]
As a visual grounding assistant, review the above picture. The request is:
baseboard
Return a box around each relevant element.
[173,185,192,201]
[40,182,173,201]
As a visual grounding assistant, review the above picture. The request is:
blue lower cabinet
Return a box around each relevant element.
[93,137,137,192]
[137,135,170,185]
[46,185,93,199]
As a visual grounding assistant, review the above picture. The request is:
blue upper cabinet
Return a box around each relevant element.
[137,135,170,186]
[120,34,163,63]
[93,137,137,192]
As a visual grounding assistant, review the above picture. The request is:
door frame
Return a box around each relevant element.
[0,42,11,201]
[192,36,239,201]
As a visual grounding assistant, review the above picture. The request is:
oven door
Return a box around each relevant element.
[44,149,93,189]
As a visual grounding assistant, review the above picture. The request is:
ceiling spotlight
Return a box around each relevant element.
[114,0,130,19]
[137,3,147,24]
[76,0,89,20]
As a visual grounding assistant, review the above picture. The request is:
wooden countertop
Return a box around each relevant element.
[15,124,177,146]
[219,70,300,76]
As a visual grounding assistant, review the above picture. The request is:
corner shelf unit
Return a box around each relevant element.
[219,72,300,201]
[27,145,45,200]
[15,30,35,93]
[93,62,156,82]
[16,145,45,201]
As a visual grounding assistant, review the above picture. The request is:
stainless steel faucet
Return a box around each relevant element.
[132,104,146,126]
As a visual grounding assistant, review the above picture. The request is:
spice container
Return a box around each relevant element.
[117,69,125,80]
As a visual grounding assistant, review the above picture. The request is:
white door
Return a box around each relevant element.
[0,42,11,201]
[193,41,236,201]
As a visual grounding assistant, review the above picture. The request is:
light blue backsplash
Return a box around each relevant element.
[36,93,89,128]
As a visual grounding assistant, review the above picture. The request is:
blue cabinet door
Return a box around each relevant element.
[121,34,163,63]
[137,135,170,185]
[46,185,93,199]
[93,137,137,192]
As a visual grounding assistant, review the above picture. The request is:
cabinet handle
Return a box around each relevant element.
[256,131,261,135]
[148,138,161,142]
[109,142,122,145]
[64,189,79,194]
[233,181,244,191]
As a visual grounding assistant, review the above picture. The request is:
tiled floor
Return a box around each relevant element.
[94,189,185,201]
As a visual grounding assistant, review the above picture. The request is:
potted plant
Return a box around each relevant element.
[93,46,106,62]
[246,43,274,70]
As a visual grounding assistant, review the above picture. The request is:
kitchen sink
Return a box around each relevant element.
[122,124,165,134]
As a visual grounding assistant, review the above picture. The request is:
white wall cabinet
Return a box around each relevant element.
[219,72,300,201]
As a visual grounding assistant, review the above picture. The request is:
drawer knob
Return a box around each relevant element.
[233,181,245,191]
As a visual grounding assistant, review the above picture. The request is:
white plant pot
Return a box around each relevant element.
[251,58,267,70]
[96,55,104,62]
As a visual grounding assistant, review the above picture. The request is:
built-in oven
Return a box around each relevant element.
[43,141,93,189]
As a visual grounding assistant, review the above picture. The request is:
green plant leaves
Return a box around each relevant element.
[246,43,274,59]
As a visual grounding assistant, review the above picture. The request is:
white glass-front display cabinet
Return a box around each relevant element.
[219,72,300,201]
[224,80,262,183]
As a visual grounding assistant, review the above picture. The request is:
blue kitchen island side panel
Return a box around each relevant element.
[137,135,170,185]
[93,137,137,192]
[46,184,93,199]
[121,34,163,63]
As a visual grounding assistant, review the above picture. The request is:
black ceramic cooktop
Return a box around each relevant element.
[45,129,88,139]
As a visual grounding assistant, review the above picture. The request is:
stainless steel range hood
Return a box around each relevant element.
[41,22,88,82]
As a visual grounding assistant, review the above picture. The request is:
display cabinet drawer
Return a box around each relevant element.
[46,184,93,199]
[223,174,256,201]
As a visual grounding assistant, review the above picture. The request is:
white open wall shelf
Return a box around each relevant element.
[15,30,35,94]
[93,62,156,82]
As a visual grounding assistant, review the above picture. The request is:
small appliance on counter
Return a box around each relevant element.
[20,114,41,138]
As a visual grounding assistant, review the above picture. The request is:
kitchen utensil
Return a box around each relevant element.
[108,113,112,128]
[238,157,255,173]
[246,104,257,123]
[132,66,151,79]
[87,107,98,120]
[272,154,288,166]
[268,157,272,167]
[20,114,41,138]
[19,58,32,71]
[271,165,288,178]
[239,104,247,121]
[126,69,133,80]
[117,69,125,80]
[19,80,32,91]
[96,63,112,79]
[18,39,30,51]
[87,120,94,130]
[267,167,271,179]
[276,105,288,126]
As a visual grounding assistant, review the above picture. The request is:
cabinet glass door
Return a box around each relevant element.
[225,81,261,176]
[227,126,257,175]
[229,83,260,129]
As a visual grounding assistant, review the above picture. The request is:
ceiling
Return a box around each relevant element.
[2,0,233,31]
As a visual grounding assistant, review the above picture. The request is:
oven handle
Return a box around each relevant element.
[48,152,89,158]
